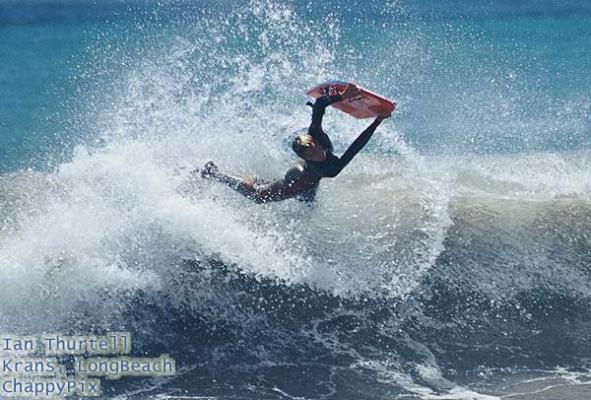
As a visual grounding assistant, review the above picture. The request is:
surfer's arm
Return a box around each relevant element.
[306,94,342,152]
[308,94,343,133]
[307,83,359,140]
[333,117,383,175]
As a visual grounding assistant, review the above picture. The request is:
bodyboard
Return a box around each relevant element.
[306,81,396,119]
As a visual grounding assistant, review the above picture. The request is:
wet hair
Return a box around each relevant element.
[292,134,314,158]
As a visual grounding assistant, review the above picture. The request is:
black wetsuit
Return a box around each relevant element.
[292,94,383,202]
[216,94,382,203]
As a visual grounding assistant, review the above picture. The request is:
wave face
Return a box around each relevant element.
[0,0,590,399]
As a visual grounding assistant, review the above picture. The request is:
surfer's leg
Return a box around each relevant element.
[200,161,262,202]
[200,162,309,204]
[252,176,270,186]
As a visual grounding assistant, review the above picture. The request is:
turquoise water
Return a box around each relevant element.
[0,1,590,399]
[1,1,589,171]
[1,21,77,169]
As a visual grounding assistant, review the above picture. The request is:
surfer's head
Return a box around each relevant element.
[292,134,326,161]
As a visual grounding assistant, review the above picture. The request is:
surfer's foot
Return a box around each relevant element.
[201,161,219,179]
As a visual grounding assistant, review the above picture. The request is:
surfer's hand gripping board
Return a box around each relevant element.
[306,81,395,119]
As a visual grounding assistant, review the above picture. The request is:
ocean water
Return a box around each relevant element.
[0,0,590,399]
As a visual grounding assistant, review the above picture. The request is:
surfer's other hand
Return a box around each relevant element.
[341,83,361,99]
[201,161,219,179]
[375,112,392,122]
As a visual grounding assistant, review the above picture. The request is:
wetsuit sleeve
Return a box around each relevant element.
[309,94,343,133]
[307,94,342,151]
[333,118,382,175]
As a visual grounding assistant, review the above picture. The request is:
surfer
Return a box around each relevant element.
[199,83,390,203]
